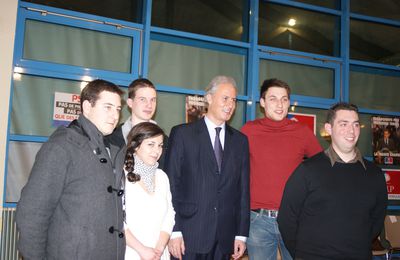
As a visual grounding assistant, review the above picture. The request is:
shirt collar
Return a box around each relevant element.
[324,145,366,170]
[121,117,157,144]
[204,115,226,131]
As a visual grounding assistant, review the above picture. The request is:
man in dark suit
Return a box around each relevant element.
[376,129,397,152]
[166,76,250,260]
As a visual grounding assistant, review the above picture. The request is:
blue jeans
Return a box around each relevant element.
[247,210,292,260]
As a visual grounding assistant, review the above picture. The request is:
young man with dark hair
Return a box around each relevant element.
[278,102,388,259]
[241,78,322,260]
[17,79,126,260]
[106,78,168,169]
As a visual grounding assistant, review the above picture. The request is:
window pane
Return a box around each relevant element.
[351,0,400,20]
[24,20,132,73]
[149,40,246,95]
[152,92,244,136]
[256,105,328,149]
[259,2,340,56]
[292,0,340,9]
[349,67,400,112]
[259,59,334,98]
[151,0,249,42]
[25,0,143,23]
[11,75,82,136]
[350,19,400,66]
[6,141,42,203]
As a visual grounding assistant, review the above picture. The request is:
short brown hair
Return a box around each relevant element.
[80,79,124,110]
[260,78,291,99]
[128,78,156,99]
[326,102,359,125]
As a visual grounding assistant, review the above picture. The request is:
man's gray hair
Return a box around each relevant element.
[205,76,238,96]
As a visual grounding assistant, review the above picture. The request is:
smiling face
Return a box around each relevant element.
[135,134,163,166]
[127,87,157,124]
[260,86,290,121]
[83,91,121,135]
[325,109,360,161]
[206,83,237,126]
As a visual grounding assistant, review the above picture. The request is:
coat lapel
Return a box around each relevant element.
[197,118,219,174]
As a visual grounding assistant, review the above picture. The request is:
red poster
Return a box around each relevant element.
[384,169,400,200]
[288,112,316,135]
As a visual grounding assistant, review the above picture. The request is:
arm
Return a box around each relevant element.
[125,228,161,260]
[277,164,309,258]
[237,136,250,236]
[16,142,69,259]
[165,127,186,258]
[156,172,176,253]
[304,126,323,158]
[370,169,388,239]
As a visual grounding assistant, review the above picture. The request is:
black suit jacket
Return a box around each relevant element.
[105,124,168,171]
[165,118,250,254]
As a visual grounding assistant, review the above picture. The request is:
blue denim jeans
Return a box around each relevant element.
[247,210,292,260]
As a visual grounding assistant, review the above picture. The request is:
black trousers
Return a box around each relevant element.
[171,242,231,260]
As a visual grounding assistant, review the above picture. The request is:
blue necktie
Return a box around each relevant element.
[214,127,223,173]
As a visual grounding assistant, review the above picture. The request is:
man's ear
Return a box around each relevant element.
[324,122,332,136]
[127,98,134,109]
[260,97,265,108]
[82,100,92,115]
[205,93,212,105]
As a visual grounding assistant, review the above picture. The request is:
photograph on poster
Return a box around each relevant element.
[185,95,207,123]
[383,169,400,200]
[371,116,400,165]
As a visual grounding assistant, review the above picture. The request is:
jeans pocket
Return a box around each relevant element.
[250,210,260,224]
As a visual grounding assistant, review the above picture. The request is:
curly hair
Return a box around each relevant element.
[124,122,164,182]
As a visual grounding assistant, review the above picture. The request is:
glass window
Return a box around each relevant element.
[151,0,249,42]
[157,93,245,134]
[351,0,400,20]
[292,0,340,9]
[259,59,335,99]
[258,2,340,56]
[24,20,132,73]
[11,75,82,136]
[6,141,42,203]
[349,67,400,112]
[24,0,143,23]
[149,40,246,95]
[350,19,400,66]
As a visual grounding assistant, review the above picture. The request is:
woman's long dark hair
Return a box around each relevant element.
[124,122,164,182]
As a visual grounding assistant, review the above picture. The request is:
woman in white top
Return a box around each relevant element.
[124,122,175,260]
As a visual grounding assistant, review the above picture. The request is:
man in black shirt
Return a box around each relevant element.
[277,102,388,260]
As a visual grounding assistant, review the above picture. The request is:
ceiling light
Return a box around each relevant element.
[288,18,296,27]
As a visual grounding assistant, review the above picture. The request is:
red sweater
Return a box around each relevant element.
[241,117,322,210]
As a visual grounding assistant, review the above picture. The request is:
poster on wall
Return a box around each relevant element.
[288,112,317,135]
[53,92,81,127]
[371,116,400,165]
[185,95,207,123]
[384,169,400,200]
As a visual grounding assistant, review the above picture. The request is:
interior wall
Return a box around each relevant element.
[0,0,18,216]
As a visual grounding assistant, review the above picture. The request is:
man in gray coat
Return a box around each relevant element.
[16,79,126,260]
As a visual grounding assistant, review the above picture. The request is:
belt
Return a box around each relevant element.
[252,208,278,218]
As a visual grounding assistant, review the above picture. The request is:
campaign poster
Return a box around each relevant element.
[53,92,81,127]
[371,116,400,165]
[288,112,316,135]
[186,95,207,123]
[384,169,400,200]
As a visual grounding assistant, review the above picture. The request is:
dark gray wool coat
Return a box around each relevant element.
[16,115,126,260]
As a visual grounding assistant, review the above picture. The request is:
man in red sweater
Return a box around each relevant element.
[241,78,322,260]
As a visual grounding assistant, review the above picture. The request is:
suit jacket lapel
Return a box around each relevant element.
[197,118,219,174]
[221,125,234,173]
